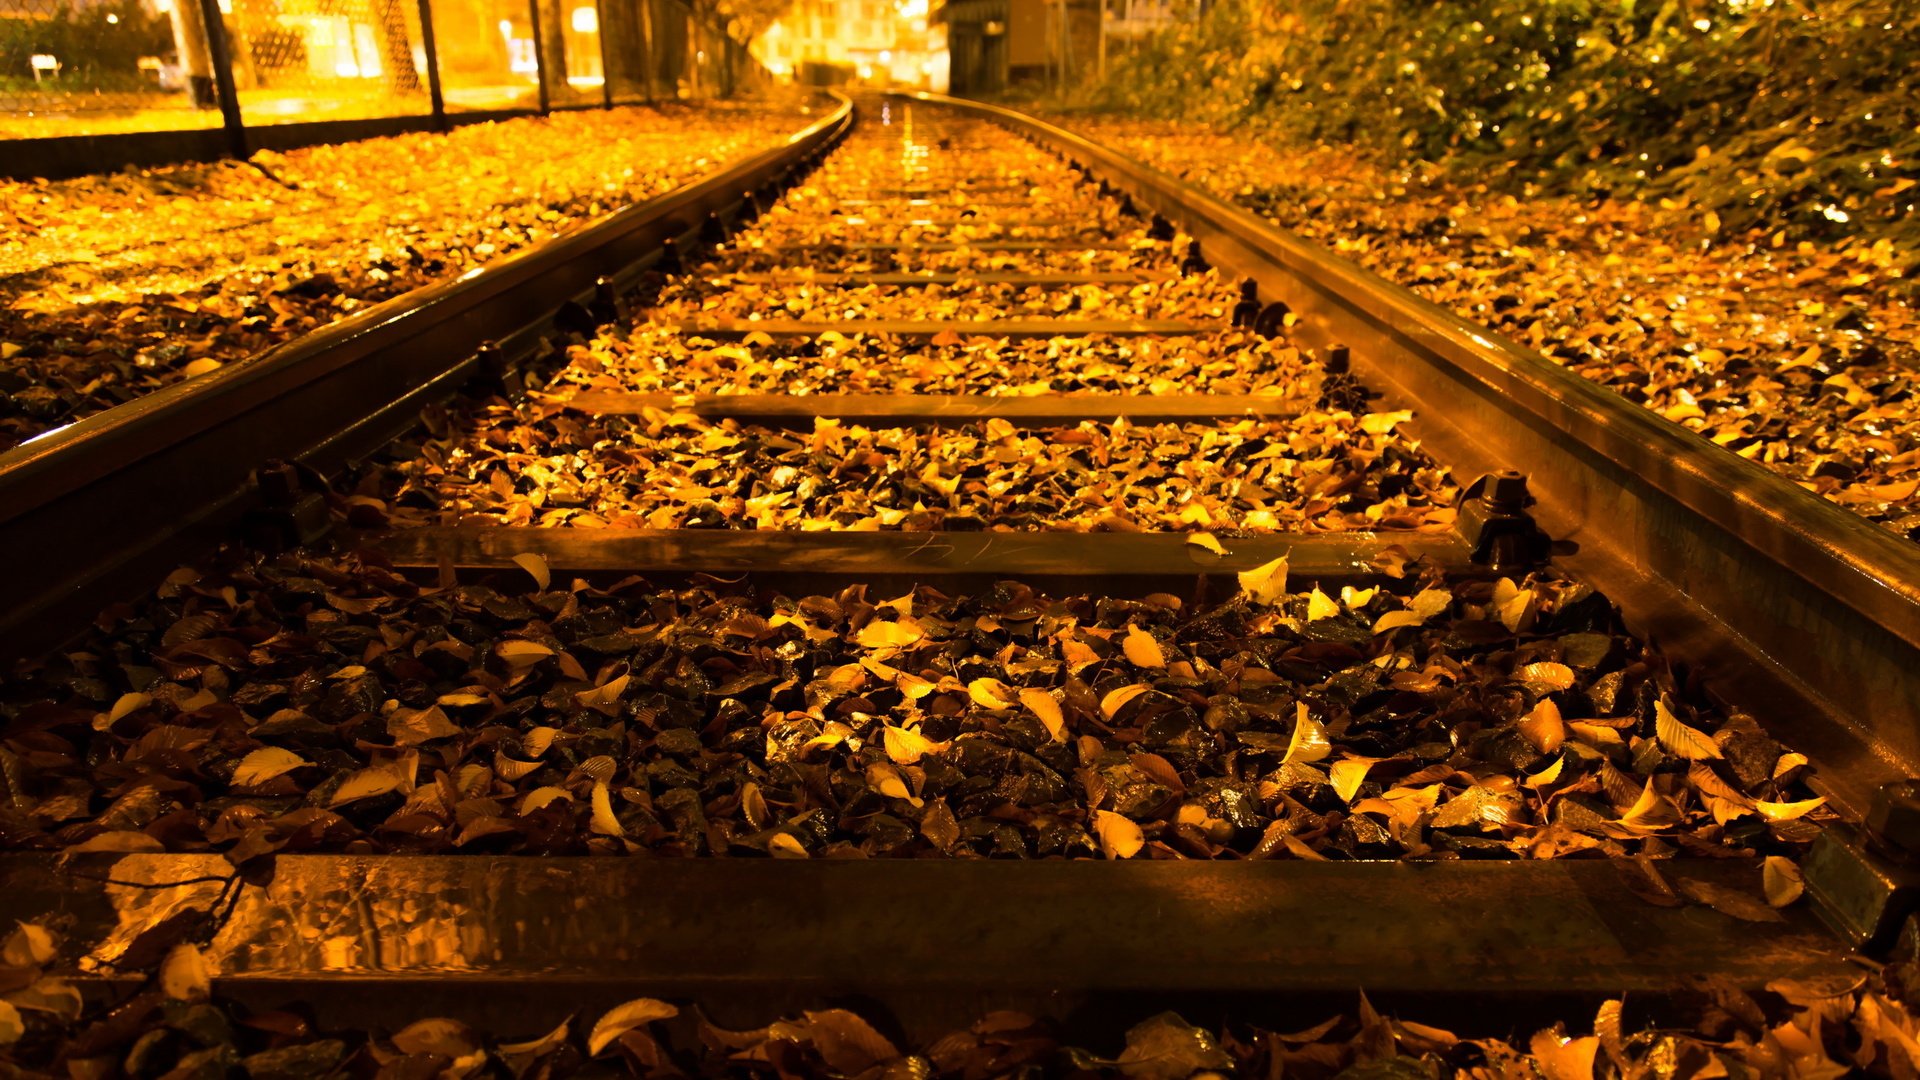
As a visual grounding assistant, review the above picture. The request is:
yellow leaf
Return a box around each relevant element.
[883,725,940,764]
[1567,720,1623,748]
[496,640,556,668]
[867,761,921,806]
[588,999,679,1056]
[1518,699,1566,753]
[330,765,406,806]
[1617,780,1682,832]
[1020,688,1067,742]
[96,691,151,731]
[0,1001,21,1047]
[388,705,461,745]
[1329,757,1377,802]
[1516,662,1575,691]
[511,552,551,591]
[159,943,210,1002]
[1764,855,1805,908]
[1237,554,1289,605]
[523,726,561,757]
[1093,810,1145,859]
[967,678,1015,710]
[1655,700,1722,760]
[231,747,307,787]
[2,923,55,968]
[1100,684,1153,720]
[768,832,809,858]
[1529,1031,1599,1080]
[1756,796,1826,822]
[1372,611,1425,634]
[1186,532,1228,555]
[1305,587,1340,621]
[181,358,222,378]
[590,780,624,836]
[1123,625,1166,669]
[1523,756,1565,788]
[856,620,924,649]
[518,786,573,815]
[1773,752,1810,780]
[69,830,163,854]
[1409,587,1452,620]
[1496,588,1533,632]
[1283,703,1332,764]
[1360,410,1414,435]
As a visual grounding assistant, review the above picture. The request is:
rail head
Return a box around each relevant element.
[894,92,1920,806]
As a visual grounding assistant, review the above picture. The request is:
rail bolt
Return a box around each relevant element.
[1868,781,1920,857]
[1455,471,1551,571]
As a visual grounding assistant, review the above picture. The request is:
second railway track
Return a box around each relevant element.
[3,92,1920,1044]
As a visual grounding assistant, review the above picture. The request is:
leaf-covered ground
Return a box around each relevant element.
[1046,115,1920,539]
[0,100,811,451]
[0,548,1828,863]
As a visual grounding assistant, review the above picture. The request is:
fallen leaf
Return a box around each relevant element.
[1094,810,1145,858]
[1764,856,1805,908]
[588,998,678,1056]
[511,552,551,591]
[1123,625,1167,668]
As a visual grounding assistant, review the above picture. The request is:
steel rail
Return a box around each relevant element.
[0,854,1853,1041]
[900,92,1920,819]
[0,94,852,664]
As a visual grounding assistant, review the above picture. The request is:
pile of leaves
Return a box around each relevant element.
[0,100,810,451]
[715,240,1163,277]
[1053,116,1920,539]
[553,325,1322,398]
[650,274,1234,324]
[1070,0,1919,266]
[12,918,1920,1077]
[369,404,1453,533]
[0,547,1826,863]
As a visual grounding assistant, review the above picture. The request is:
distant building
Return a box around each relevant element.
[936,0,1193,95]
[755,0,946,90]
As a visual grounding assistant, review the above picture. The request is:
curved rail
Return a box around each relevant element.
[904,92,1920,815]
[0,94,853,661]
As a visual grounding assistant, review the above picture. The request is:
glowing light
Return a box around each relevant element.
[498,18,513,36]
[879,50,891,64]
[105,13,119,23]
[570,6,597,33]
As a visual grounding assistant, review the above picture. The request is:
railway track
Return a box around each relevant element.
[4,91,1920,1060]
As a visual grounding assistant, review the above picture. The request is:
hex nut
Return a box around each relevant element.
[1868,780,1920,855]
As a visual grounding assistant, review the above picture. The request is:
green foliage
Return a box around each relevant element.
[0,0,174,91]
[1077,0,1919,250]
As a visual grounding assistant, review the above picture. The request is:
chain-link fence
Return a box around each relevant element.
[1,0,761,148]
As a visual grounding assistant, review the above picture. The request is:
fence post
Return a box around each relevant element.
[196,0,248,158]
[527,0,552,112]
[416,0,448,127]
[597,1,615,108]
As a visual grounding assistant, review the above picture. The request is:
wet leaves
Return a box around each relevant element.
[372,406,1456,535]
[0,549,1831,862]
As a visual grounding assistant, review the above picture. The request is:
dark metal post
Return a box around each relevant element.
[196,0,247,158]
[596,0,614,108]
[527,0,551,112]
[637,0,654,101]
[416,0,447,128]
